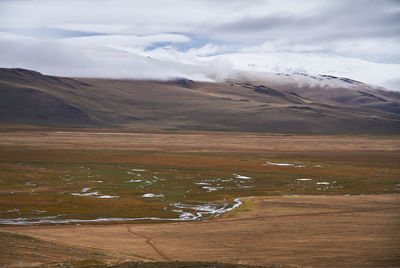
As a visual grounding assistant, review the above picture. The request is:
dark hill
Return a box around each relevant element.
[0,68,399,134]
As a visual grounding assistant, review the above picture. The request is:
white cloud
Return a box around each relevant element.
[60,33,191,52]
[0,31,35,41]
[382,79,400,92]
[51,24,134,35]
[203,52,400,89]
[186,43,221,56]
[0,36,236,81]
[239,40,324,53]
[0,0,399,91]
[332,38,400,64]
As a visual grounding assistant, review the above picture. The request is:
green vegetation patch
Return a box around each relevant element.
[0,147,399,225]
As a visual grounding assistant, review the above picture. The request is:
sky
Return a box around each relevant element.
[0,0,399,90]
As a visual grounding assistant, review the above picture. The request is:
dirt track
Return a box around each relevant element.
[3,194,399,267]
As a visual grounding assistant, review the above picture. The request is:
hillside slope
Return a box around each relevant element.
[0,68,399,134]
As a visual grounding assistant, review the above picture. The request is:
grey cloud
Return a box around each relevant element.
[0,0,399,85]
[212,1,400,40]
[213,12,315,34]
[203,0,400,63]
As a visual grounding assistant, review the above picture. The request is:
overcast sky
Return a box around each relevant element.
[0,0,399,89]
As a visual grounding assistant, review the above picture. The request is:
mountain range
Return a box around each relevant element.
[0,67,399,134]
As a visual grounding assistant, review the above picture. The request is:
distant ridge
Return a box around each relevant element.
[0,68,399,134]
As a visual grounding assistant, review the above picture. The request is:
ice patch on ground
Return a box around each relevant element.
[97,195,119,199]
[142,193,164,198]
[263,161,294,166]
[29,209,46,214]
[131,169,146,172]
[202,186,223,192]
[297,178,312,181]
[233,174,253,180]
[71,192,99,197]
[316,182,330,185]
[263,161,307,167]
[127,179,143,183]
[172,197,245,220]
[127,171,142,176]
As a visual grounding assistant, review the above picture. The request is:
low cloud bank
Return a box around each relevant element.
[1,1,399,90]
[0,33,399,91]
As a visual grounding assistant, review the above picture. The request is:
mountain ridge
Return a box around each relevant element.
[0,67,399,134]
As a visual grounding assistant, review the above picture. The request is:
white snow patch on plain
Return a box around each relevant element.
[127,171,142,176]
[316,182,330,185]
[142,193,164,198]
[263,161,308,167]
[127,179,143,183]
[172,197,245,220]
[71,191,99,197]
[132,169,146,172]
[202,186,223,192]
[296,178,312,181]
[30,209,47,214]
[233,174,253,180]
[263,161,295,166]
[97,195,119,199]
[195,182,210,185]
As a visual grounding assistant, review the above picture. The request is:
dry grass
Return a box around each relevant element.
[0,129,399,267]
[0,231,114,267]
[0,129,399,224]
[3,194,399,267]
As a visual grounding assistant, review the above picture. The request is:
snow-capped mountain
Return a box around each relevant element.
[139,48,400,91]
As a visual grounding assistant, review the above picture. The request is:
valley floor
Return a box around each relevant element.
[0,127,399,267]
[1,194,399,267]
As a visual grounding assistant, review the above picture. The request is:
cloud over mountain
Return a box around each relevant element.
[0,0,399,90]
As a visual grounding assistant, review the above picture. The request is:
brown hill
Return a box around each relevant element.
[0,68,399,134]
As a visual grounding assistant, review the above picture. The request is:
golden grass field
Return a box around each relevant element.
[0,127,399,267]
[4,194,399,268]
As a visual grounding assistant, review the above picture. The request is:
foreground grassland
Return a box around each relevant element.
[0,128,399,267]
[0,129,399,224]
[0,231,272,267]
[3,195,399,267]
